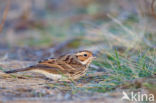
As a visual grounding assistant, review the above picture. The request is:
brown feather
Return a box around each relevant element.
[5,50,95,81]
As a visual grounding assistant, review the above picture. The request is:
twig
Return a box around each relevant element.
[151,0,156,19]
[0,0,10,33]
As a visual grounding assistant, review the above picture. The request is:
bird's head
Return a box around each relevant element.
[75,50,96,65]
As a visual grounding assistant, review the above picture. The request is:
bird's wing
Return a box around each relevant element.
[5,58,79,75]
[5,58,64,74]
[34,58,77,74]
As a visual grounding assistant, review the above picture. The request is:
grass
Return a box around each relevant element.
[52,48,155,94]
[39,13,156,94]
[88,49,154,92]
[0,1,155,102]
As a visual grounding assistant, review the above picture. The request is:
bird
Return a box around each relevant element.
[5,50,96,81]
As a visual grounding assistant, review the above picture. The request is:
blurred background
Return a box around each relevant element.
[0,0,155,102]
[0,0,155,59]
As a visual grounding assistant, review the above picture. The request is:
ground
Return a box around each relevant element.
[0,0,156,103]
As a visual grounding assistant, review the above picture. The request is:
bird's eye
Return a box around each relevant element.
[84,54,88,57]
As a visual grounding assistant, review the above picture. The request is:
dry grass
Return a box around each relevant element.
[0,0,155,102]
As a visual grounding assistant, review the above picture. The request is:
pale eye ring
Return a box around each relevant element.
[84,54,88,57]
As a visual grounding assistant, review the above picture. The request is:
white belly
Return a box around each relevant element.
[31,69,65,81]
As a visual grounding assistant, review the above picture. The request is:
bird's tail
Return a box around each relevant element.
[5,66,34,74]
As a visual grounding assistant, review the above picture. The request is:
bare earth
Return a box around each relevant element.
[0,60,128,103]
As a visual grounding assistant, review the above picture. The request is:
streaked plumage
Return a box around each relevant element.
[5,50,95,81]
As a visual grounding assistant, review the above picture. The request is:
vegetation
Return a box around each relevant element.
[0,0,155,102]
